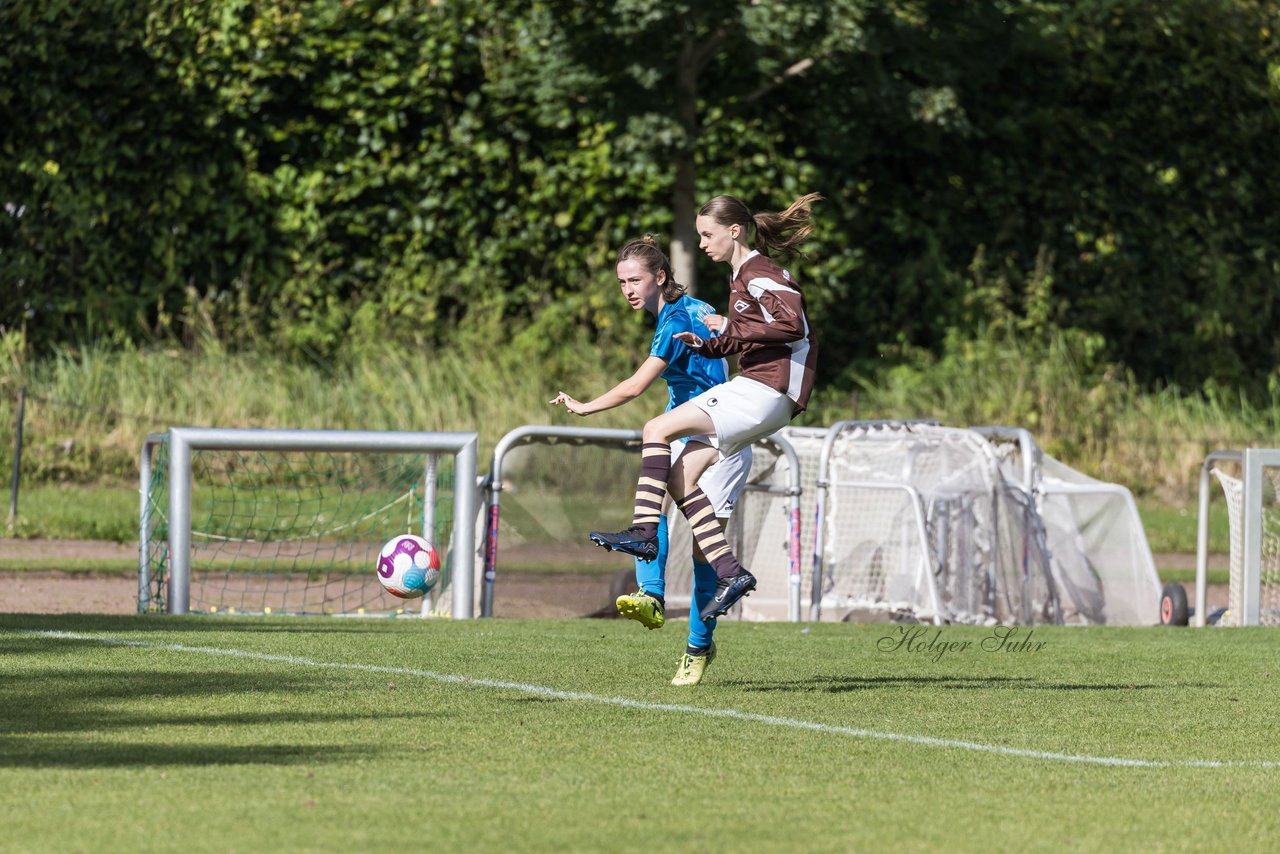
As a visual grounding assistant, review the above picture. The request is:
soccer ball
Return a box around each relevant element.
[376,534,440,599]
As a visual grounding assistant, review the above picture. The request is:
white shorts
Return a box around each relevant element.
[688,376,794,458]
[672,439,751,519]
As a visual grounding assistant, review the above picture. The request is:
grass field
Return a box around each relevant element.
[5,486,1236,552]
[2,613,1277,852]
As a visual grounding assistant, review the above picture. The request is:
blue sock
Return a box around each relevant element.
[634,513,669,598]
[688,557,717,649]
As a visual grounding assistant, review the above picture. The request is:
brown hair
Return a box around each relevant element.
[697,192,823,257]
[616,234,686,302]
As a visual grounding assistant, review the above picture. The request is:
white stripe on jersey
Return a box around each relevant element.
[746,276,798,324]
[788,336,810,402]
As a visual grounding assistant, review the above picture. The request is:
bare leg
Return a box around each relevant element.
[641,401,717,446]
[667,440,720,504]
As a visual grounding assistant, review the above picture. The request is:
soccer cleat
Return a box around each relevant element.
[671,643,717,686]
[616,590,665,629]
[698,570,757,621]
[587,525,659,562]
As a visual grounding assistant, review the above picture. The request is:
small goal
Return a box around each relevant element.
[479,424,804,621]
[140,428,478,618]
[1195,448,1280,627]
[726,421,1160,625]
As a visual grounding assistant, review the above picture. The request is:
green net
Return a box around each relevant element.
[143,437,456,616]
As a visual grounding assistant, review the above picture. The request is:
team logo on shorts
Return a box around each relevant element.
[705,397,718,407]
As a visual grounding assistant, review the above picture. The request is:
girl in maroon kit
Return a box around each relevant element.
[590,193,821,621]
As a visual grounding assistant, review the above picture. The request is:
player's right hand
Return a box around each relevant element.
[549,391,590,416]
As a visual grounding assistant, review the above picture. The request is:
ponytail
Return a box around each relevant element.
[698,192,824,257]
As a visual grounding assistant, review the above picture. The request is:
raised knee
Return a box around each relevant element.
[641,420,670,444]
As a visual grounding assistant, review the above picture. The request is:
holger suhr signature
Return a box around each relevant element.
[877,625,1047,662]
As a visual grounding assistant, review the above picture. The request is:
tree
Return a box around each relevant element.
[533,1,869,292]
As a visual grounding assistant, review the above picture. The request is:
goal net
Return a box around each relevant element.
[462,421,1160,626]
[706,422,1160,625]
[141,428,477,617]
[1201,450,1280,626]
[479,427,645,619]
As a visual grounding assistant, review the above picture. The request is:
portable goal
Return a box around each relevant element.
[479,425,803,620]
[732,421,1160,625]
[1195,449,1280,627]
[140,428,478,617]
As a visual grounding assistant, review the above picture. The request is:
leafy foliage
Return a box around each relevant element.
[2,0,1278,394]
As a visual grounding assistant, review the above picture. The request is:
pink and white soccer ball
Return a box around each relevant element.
[376,534,440,599]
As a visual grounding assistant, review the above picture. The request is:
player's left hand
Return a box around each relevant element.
[703,313,727,334]
[672,331,705,348]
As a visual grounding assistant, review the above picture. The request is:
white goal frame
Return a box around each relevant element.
[1195,448,1280,627]
[795,421,1159,625]
[808,420,947,624]
[153,427,479,618]
[481,424,805,620]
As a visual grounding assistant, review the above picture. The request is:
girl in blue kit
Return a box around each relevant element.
[549,234,750,686]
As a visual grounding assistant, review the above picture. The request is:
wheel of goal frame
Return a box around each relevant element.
[1160,583,1189,626]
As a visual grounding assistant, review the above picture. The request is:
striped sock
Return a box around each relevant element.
[677,488,744,579]
[630,442,670,536]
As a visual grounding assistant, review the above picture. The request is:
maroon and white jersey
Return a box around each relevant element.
[692,251,817,416]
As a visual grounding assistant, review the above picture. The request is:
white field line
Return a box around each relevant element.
[12,629,1279,770]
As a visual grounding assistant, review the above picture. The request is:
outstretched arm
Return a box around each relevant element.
[721,280,807,344]
[674,313,747,357]
[549,356,668,416]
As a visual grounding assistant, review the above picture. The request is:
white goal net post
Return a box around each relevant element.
[1195,448,1280,627]
[142,427,478,618]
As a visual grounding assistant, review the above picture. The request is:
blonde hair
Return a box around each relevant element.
[698,193,823,257]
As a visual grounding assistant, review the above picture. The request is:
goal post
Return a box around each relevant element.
[808,419,946,624]
[482,425,642,618]
[148,427,478,618]
[794,421,1158,625]
[480,424,805,620]
[1195,448,1280,627]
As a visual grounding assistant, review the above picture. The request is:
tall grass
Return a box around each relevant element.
[807,326,1280,502]
[0,336,653,485]
[2,328,1277,501]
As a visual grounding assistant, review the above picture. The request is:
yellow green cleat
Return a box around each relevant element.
[615,590,665,630]
[671,642,716,686]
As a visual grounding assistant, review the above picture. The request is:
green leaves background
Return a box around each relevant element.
[2,0,1278,392]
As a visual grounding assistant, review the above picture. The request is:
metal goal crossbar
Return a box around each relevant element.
[142,427,478,618]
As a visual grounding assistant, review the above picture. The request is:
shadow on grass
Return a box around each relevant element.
[0,666,438,768]
[725,675,1188,693]
[0,613,422,636]
[0,738,368,769]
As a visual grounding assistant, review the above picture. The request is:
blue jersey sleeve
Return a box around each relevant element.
[650,303,693,364]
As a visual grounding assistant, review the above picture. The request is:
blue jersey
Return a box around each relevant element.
[650,295,728,411]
